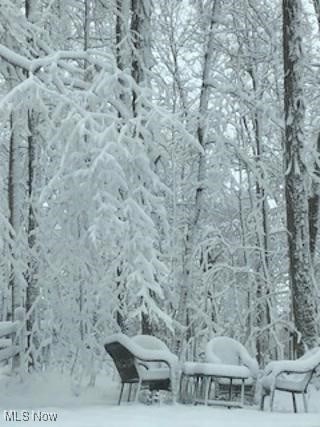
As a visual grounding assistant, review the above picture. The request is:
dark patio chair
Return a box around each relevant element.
[104,333,178,404]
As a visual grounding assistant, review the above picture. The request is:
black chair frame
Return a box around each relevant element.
[105,341,172,404]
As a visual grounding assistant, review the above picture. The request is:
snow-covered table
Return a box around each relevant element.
[180,362,251,408]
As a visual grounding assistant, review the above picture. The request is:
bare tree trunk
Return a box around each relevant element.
[313,0,320,31]
[114,0,131,332]
[283,0,318,354]
[130,0,149,110]
[8,113,21,320]
[25,108,39,369]
[176,0,218,355]
[248,68,271,363]
[308,2,320,261]
[25,0,40,369]
[130,0,153,335]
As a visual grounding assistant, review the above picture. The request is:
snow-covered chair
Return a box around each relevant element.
[104,333,178,404]
[205,336,259,377]
[259,347,320,412]
[179,336,258,407]
[205,336,259,403]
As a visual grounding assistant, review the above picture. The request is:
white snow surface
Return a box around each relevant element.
[0,371,320,427]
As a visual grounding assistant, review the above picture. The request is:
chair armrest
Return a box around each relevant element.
[264,358,317,378]
[261,366,315,389]
[137,362,150,370]
[135,356,172,369]
[278,368,315,376]
[270,367,315,379]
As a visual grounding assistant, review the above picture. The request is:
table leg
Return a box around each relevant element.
[240,379,245,406]
[204,377,210,405]
[229,378,233,401]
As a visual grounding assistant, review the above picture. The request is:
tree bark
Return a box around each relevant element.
[313,0,320,31]
[308,1,320,261]
[308,134,320,261]
[25,0,39,369]
[283,0,318,353]
[8,112,22,320]
[130,0,154,335]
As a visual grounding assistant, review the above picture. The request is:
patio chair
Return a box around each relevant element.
[259,347,320,412]
[205,336,259,403]
[104,333,178,404]
[206,336,259,376]
[179,336,259,407]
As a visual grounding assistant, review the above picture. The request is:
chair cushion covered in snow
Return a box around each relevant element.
[140,367,171,381]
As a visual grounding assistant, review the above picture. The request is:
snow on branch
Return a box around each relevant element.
[0,44,31,70]
[0,44,112,87]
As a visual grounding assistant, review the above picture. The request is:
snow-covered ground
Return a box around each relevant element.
[0,371,319,427]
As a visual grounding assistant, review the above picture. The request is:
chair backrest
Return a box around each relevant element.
[206,336,259,377]
[131,335,170,369]
[131,335,170,352]
[105,341,140,383]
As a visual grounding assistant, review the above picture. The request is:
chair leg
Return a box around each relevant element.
[204,377,210,405]
[208,378,213,401]
[214,381,219,399]
[292,392,297,413]
[193,376,200,403]
[240,379,245,406]
[191,376,197,403]
[184,375,191,403]
[128,383,132,402]
[260,392,266,411]
[199,376,205,403]
[118,383,125,405]
[179,373,185,403]
[270,389,275,411]
[181,375,189,403]
[302,392,308,413]
[135,380,142,402]
[228,378,233,401]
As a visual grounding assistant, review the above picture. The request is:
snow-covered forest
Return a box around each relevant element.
[0,0,320,386]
